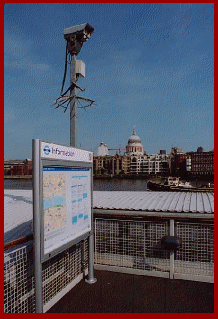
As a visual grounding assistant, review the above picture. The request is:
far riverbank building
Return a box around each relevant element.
[3,131,213,179]
[94,127,170,177]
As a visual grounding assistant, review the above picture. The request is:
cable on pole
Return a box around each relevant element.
[60,42,68,96]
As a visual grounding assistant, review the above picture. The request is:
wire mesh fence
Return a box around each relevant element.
[174,222,214,277]
[4,239,89,313]
[94,218,170,273]
[4,242,35,313]
[4,217,214,313]
[94,217,214,280]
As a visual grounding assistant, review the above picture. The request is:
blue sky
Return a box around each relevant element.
[4,3,214,159]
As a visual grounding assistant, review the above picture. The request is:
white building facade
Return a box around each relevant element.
[97,141,109,156]
[125,127,170,175]
[94,127,170,176]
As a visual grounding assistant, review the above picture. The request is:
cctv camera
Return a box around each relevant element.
[63,23,94,42]
[63,23,94,55]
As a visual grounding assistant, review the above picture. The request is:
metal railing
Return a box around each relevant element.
[94,218,170,276]
[4,213,214,313]
[4,238,89,313]
[94,213,214,283]
[174,222,214,281]
[4,241,35,313]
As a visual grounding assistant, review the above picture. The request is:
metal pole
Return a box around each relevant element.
[170,219,174,280]
[32,139,43,313]
[85,232,97,284]
[70,54,78,147]
[85,163,97,284]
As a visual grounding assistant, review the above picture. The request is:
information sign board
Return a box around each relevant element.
[33,139,93,262]
[43,167,91,256]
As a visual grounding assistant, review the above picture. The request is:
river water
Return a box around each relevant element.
[4,177,212,192]
[4,178,149,191]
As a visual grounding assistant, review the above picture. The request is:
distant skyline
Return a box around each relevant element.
[4,3,214,159]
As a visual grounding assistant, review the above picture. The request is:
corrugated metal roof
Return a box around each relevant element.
[93,191,214,214]
[4,190,214,244]
[4,190,33,243]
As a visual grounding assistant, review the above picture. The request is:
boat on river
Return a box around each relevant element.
[147,177,214,192]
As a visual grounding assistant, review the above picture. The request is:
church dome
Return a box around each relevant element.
[128,127,142,144]
[126,127,143,155]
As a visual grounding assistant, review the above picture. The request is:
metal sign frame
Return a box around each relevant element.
[33,139,96,312]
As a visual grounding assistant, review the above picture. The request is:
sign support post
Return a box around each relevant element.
[33,139,43,313]
[85,233,97,284]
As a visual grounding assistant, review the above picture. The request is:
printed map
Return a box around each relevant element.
[43,174,67,232]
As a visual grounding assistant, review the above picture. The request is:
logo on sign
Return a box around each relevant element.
[43,145,51,156]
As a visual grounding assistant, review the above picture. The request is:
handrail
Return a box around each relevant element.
[93,209,214,220]
[4,234,33,251]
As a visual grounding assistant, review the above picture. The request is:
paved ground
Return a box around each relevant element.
[47,270,214,313]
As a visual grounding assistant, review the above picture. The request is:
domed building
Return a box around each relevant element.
[93,127,170,177]
[125,127,170,176]
[125,127,143,156]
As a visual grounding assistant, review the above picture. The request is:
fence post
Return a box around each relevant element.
[170,219,174,280]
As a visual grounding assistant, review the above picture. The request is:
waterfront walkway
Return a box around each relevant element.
[47,270,214,313]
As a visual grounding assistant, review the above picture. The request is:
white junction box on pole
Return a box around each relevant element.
[76,60,85,78]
